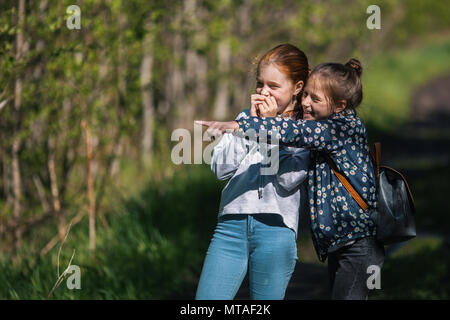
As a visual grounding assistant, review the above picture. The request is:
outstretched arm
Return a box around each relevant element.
[197,114,352,152]
[195,120,239,136]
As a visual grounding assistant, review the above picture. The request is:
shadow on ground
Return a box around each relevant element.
[235,262,329,300]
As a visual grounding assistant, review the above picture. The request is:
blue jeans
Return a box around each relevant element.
[195,214,298,300]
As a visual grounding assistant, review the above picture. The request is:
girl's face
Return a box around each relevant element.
[256,64,303,113]
[301,75,345,120]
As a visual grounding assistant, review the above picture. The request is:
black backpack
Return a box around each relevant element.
[369,142,416,245]
[325,142,416,245]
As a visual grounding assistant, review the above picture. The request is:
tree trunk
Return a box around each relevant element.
[168,6,185,129]
[140,19,155,167]
[12,0,26,250]
[112,9,127,179]
[48,136,65,241]
[81,120,95,255]
[213,39,231,120]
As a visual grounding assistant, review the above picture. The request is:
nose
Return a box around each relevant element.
[261,87,270,96]
[302,95,311,109]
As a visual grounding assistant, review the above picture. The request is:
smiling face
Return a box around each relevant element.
[302,75,344,120]
[256,63,303,114]
[302,73,349,120]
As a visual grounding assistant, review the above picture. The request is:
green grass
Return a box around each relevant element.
[0,164,223,299]
[371,238,450,300]
[408,164,450,234]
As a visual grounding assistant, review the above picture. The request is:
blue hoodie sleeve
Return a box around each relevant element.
[276,147,310,192]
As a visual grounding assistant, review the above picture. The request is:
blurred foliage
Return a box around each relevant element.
[361,38,450,130]
[0,0,449,299]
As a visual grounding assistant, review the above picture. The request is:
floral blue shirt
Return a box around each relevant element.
[236,110,377,262]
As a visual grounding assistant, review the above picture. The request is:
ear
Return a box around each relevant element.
[335,100,347,113]
[294,80,304,95]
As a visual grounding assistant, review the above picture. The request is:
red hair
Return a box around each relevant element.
[257,44,309,119]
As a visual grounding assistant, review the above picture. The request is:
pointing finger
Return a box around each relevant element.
[195,120,212,127]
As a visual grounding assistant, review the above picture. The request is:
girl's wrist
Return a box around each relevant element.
[233,121,239,131]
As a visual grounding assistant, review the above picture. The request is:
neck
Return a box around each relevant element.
[278,102,296,117]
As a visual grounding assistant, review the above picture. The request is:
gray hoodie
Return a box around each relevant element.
[211,110,310,237]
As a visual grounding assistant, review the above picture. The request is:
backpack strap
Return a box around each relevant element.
[324,153,369,212]
[370,142,381,178]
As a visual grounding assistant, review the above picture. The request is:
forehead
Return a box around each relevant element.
[257,63,290,83]
[305,75,326,96]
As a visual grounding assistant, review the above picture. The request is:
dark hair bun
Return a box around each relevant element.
[345,58,362,77]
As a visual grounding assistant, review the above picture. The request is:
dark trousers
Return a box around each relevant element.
[328,237,385,300]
